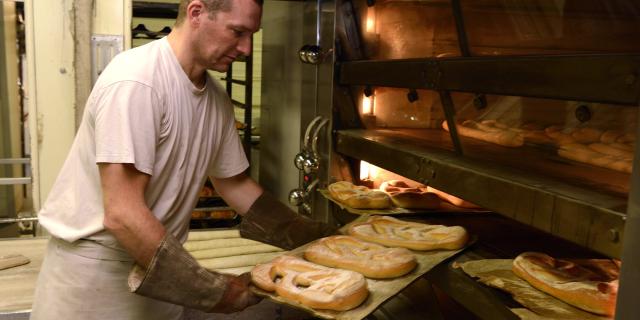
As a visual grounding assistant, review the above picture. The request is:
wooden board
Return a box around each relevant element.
[0,238,48,313]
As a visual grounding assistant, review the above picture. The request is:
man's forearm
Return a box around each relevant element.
[104,207,166,268]
[99,163,166,269]
[211,173,263,215]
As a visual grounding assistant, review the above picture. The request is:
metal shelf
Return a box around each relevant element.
[338,54,640,106]
[335,129,626,258]
[132,1,178,19]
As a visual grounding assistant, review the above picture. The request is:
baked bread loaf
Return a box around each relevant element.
[512,252,619,316]
[304,235,417,279]
[251,255,369,311]
[571,127,603,144]
[328,181,392,209]
[442,120,524,147]
[558,143,632,173]
[545,125,576,146]
[347,216,468,251]
[379,180,440,209]
[425,186,479,209]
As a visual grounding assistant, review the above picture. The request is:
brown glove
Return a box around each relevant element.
[239,192,337,250]
[128,234,261,313]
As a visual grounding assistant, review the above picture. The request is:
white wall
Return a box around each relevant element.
[25,0,130,210]
[25,0,77,209]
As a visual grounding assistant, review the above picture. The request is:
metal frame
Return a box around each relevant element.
[131,1,178,20]
[329,0,640,318]
[335,129,626,257]
[0,158,30,185]
[339,54,640,106]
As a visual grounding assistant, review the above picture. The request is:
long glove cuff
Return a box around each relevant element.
[128,234,230,311]
[239,192,337,250]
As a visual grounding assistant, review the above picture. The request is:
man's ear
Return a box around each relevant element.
[187,0,206,27]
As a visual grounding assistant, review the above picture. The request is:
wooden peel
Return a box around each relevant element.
[0,254,30,271]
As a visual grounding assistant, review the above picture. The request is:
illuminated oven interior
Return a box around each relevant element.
[343,0,640,200]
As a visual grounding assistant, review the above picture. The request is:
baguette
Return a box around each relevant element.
[442,120,524,147]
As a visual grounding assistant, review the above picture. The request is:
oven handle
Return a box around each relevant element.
[303,116,324,152]
[311,118,330,157]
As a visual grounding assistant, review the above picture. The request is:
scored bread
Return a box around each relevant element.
[442,120,524,147]
[251,255,369,311]
[512,252,619,317]
[347,216,468,251]
[425,186,480,209]
[328,181,392,209]
[379,180,440,209]
[304,235,417,279]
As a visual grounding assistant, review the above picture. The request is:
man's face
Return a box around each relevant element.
[193,0,262,72]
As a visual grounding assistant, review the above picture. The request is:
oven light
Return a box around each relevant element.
[360,160,381,180]
[360,161,370,180]
[362,94,375,116]
[366,7,376,33]
[362,95,372,114]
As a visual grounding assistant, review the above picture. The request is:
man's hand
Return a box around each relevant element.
[239,192,338,250]
[211,273,262,313]
[129,234,261,313]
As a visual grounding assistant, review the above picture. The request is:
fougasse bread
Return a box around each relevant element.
[328,181,392,209]
[512,252,619,317]
[347,216,468,251]
[304,235,417,279]
[379,180,440,209]
[251,255,369,311]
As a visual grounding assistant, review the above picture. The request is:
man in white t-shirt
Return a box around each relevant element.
[30,1,335,319]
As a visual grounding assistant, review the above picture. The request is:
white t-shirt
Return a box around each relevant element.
[38,37,249,244]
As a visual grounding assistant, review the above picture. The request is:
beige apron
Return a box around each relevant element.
[30,237,183,320]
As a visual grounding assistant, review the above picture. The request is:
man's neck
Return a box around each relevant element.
[167,30,207,88]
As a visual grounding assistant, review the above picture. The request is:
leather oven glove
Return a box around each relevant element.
[239,192,338,250]
[128,234,261,313]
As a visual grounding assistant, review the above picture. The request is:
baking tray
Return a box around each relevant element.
[458,259,612,320]
[250,215,473,320]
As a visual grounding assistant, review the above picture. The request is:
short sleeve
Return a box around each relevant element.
[209,98,249,178]
[94,81,162,175]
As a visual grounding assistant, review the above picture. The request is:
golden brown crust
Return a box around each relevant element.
[304,235,417,279]
[558,143,633,173]
[545,125,576,146]
[512,252,618,317]
[328,181,392,209]
[250,256,369,311]
[600,130,623,144]
[588,143,633,160]
[442,120,524,147]
[425,186,479,209]
[347,216,468,251]
[379,180,440,209]
[571,127,603,144]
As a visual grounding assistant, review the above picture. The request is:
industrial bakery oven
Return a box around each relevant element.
[296,0,640,318]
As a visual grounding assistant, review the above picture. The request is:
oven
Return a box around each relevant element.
[275,0,640,318]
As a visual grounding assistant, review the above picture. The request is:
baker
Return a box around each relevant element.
[29,1,335,319]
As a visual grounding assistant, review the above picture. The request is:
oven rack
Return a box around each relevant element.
[335,129,626,258]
